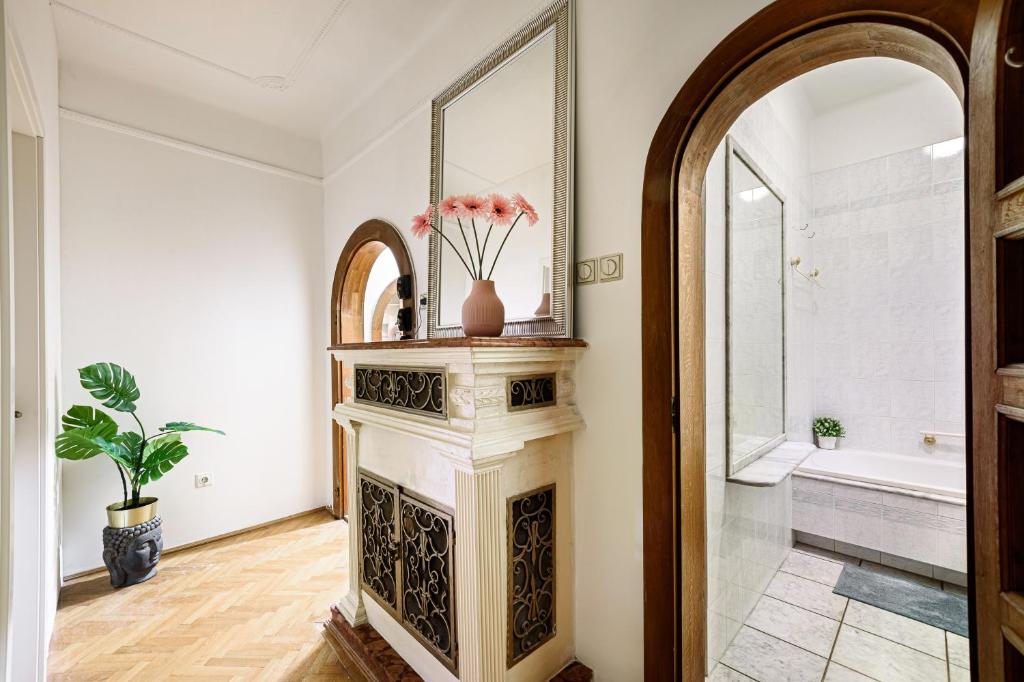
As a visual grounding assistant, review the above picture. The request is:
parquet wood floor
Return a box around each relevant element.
[48,510,366,681]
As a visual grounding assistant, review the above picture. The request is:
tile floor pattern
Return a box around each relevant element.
[48,511,366,681]
[710,544,970,682]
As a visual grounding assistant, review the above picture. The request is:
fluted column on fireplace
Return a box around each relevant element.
[334,416,365,626]
[453,463,506,681]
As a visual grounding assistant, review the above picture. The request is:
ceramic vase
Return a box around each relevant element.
[462,279,504,337]
[816,436,838,450]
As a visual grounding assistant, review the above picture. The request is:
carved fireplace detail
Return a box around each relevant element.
[507,484,556,666]
[331,338,585,681]
[359,471,458,672]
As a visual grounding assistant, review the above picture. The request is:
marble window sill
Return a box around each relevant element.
[728,441,816,487]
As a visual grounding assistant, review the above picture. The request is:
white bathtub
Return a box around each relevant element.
[797,447,966,499]
[793,447,967,576]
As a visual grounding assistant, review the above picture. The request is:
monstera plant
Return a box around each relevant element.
[56,362,223,510]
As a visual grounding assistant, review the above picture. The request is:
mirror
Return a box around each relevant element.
[427,0,573,337]
[726,138,785,475]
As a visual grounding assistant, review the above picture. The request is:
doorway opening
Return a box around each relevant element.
[703,57,966,680]
[638,3,978,680]
[329,220,415,518]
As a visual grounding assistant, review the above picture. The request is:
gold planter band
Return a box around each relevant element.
[106,497,158,528]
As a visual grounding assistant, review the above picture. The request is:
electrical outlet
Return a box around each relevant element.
[195,473,213,488]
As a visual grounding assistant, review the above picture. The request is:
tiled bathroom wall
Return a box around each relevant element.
[705,84,812,671]
[809,139,966,461]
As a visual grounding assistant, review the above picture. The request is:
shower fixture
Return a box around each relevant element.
[789,256,823,286]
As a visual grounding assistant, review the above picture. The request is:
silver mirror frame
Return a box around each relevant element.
[427,0,574,338]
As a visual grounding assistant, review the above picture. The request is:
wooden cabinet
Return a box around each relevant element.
[1000,0,1024,191]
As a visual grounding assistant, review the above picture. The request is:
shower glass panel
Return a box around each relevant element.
[726,138,785,476]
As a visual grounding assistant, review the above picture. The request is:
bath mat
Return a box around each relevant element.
[834,564,968,637]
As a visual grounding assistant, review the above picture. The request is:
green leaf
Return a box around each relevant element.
[55,423,116,460]
[139,438,189,485]
[160,422,225,436]
[93,436,135,471]
[113,432,144,468]
[142,434,181,464]
[78,363,140,413]
[62,405,117,433]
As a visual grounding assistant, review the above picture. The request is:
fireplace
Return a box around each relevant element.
[329,338,586,681]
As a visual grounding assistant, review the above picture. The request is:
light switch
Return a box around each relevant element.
[575,258,597,285]
[598,253,623,282]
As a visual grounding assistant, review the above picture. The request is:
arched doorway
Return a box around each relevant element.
[330,219,415,518]
[639,3,977,679]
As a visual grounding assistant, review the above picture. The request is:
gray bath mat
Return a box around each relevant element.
[834,564,968,637]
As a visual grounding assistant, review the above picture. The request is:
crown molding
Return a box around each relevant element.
[60,108,323,186]
[51,0,350,91]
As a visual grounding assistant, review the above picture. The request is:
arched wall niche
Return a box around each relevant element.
[329,219,416,518]
[639,2,977,679]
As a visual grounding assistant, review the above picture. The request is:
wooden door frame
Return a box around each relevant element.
[639,2,978,679]
[330,219,416,519]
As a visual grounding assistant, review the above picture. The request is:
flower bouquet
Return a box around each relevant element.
[410,193,538,336]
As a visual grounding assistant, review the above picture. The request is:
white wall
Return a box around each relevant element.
[320,0,774,677]
[6,0,63,676]
[809,76,963,173]
[59,116,326,575]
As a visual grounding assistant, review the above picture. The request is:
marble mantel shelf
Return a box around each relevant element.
[328,336,588,351]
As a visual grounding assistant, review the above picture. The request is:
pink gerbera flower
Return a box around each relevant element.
[487,193,515,226]
[438,195,463,219]
[410,205,434,238]
[512,193,539,226]
[460,194,491,220]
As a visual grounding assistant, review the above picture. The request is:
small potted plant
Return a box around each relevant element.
[55,362,223,587]
[813,416,845,450]
[410,193,538,336]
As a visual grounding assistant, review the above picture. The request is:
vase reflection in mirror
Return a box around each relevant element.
[535,263,552,317]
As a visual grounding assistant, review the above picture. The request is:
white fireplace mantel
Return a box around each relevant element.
[329,338,586,682]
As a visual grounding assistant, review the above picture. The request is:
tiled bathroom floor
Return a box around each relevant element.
[709,544,970,682]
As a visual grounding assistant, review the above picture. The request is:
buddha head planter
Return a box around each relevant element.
[102,500,163,588]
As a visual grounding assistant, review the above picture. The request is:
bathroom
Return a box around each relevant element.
[704,57,968,681]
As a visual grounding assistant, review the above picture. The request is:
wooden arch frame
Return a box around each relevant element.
[330,219,416,517]
[639,2,978,679]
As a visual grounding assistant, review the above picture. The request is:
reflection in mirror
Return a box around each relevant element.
[726,139,785,475]
[363,249,401,341]
[438,31,555,327]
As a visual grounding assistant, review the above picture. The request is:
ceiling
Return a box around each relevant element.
[51,0,461,140]
[792,57,936,115]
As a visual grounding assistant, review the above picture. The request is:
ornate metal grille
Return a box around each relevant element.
[400,493,457,671]
[507,373,557,411]
[507,484,556,665]
[359,474,399,613]
[353,365,447,419]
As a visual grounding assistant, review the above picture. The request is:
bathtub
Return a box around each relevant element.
[792,447,967,577]
[797,448,966,499]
